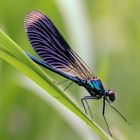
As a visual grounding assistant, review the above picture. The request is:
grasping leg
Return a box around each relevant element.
[102,97,112,136]
[81,96,100,119]
[105,97,129,124]
[57,79,70,85]
[63,81,73,91]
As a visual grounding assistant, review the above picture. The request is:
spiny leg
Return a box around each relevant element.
[57,79,70,85]
[56,79,73,91]
[105,97,129,124]
[81,98,88,114]
[81,96,100,120]
[81,97,93,119]
[57,79,73,91]
[63,81,73,91]
[84,97,93,119]
[102,97,112,136]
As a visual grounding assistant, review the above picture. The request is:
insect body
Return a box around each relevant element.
[25,10,127,136]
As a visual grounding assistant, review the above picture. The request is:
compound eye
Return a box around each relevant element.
[108,90,116,102]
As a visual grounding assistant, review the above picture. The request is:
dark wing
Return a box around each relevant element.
[25,10,94,80]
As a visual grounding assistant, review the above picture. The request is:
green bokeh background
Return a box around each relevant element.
[0,0,140,140]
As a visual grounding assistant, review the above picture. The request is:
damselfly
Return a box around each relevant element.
[24,10,128,136]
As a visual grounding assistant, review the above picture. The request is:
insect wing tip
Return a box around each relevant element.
[24,10,44,29]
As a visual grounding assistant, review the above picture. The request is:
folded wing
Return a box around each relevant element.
[25,10,94,80]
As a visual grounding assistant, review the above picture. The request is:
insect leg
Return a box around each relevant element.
[63,81,73,91]
[105,97,129,124]
[57,79,70,85]
[81,98,88,115]
[81,96,99,120]
[102,97,112,136]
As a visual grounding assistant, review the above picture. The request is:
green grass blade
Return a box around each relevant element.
[0,29,113,140]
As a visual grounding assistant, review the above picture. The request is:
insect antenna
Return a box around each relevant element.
[105,97,129,125]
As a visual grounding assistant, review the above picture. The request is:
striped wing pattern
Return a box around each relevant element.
[25,10,94,80]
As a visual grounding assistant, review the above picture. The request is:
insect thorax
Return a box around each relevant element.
[85,77,105,96]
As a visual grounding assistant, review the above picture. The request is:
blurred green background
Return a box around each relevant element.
[0,0,140,140]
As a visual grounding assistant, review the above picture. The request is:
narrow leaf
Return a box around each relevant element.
[0,29,112,140]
